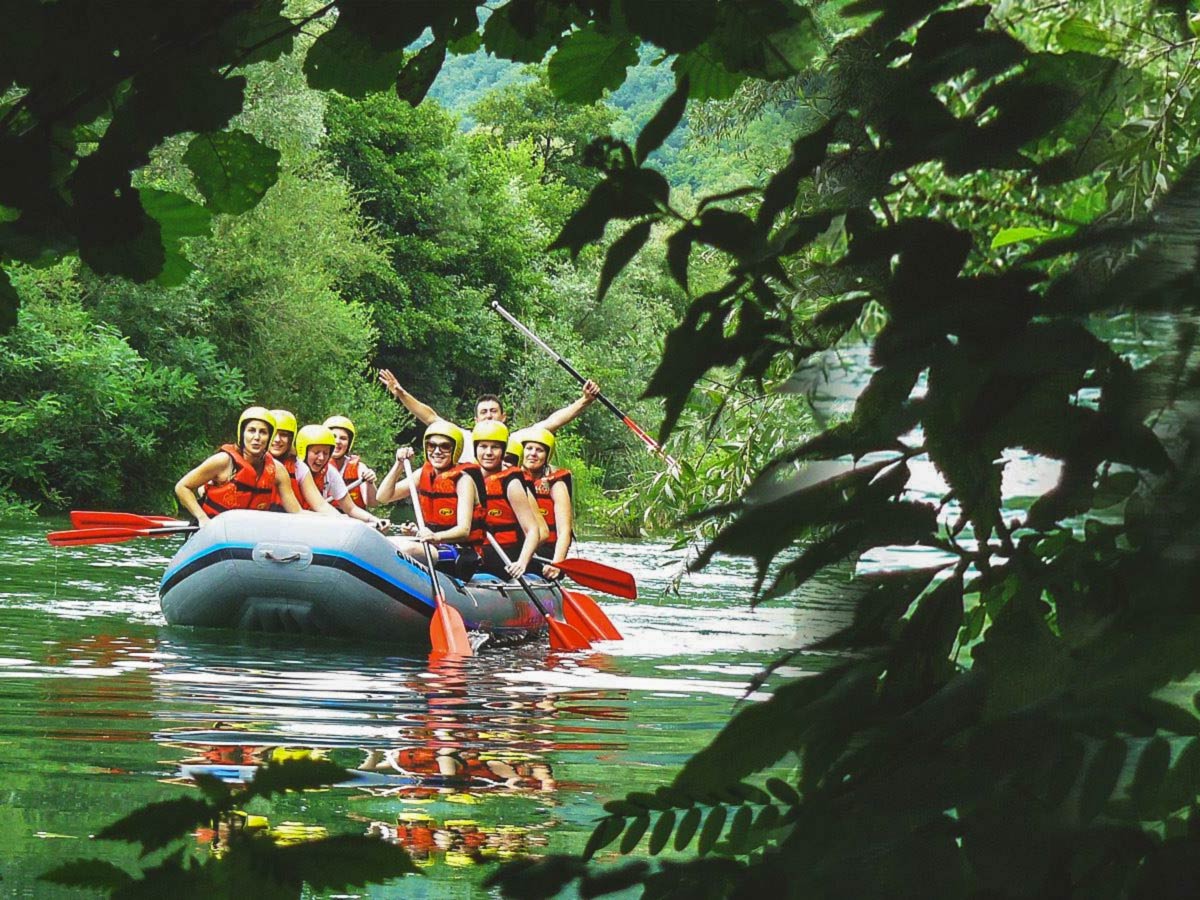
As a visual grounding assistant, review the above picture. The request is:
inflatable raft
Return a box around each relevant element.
[158,510,563,647]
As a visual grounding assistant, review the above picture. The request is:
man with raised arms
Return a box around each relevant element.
[377,370,600,463]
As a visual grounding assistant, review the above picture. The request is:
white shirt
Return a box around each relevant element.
[295,459,348,502]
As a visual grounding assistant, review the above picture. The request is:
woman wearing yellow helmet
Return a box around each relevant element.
[472,421,542,580]
[520,428,574,580]
[322,415,378,508]
[294,424,390,532]
[175,407,304,526]
[376,420,484,557]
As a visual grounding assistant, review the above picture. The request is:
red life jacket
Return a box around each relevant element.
[531,468,572,547]
[481,465,524,552]
[269,456,302,511]
[334,454,366,506]
[417,461,485,548]
[201,444,277,516]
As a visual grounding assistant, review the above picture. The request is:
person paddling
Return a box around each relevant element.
[293,425,390,532]
[376,420,484,564]
[323,415,377,508]
[520,427,574,581]
[377,370,600,462]
[472,421,542,580]
[175,407,303,526]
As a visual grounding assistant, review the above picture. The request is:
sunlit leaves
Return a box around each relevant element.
[183,130,280,215]
[547,27,639,104]
[139,189,212,287]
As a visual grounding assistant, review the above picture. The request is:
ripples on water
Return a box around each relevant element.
[0,519,832,896]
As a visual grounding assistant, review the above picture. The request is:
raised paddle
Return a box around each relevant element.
[47,524,199,546]
[403,459,473,658]
[485,532,590,651]
[534,555,637,600]
[490,300,680,472]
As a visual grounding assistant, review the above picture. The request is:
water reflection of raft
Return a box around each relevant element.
[158,510,562,646]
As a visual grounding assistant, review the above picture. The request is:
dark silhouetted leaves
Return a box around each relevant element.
[482,0,575,63]
[597,220,652,301]
[183,130,280,215]
[96,796,214,853]
[635,75,690,165]
[0,267,16,333]
[583,816,625,861]
[618,815,650,854]
[395,40,447,106]
[674,806,702,851]
[1132,737,1171,818]
[243,758,353,801]
[622,0,716,53]
[255,834,418,889]
[41,859,133,891]
[1080,738,1127,822]
[697,805,727,857]
[303,18,407,96]
[547,27,638,104]
[648,810,676,855]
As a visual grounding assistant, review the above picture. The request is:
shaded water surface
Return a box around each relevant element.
[0,520,837,897]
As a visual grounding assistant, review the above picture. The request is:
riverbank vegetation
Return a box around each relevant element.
[8,1,1200,896]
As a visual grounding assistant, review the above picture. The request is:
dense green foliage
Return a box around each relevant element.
[9,1,1200,897]
[40,759,416,895]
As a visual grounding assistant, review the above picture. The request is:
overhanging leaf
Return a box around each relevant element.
[395,40,447,107]
[597,220,652,301]
[139,188,212,287]
[40,859,133,890]
[548,26,639,103]
[303,18,407,97]
[241,758,351,801]
[96,796,214,853]
[635,75,689,165]
[183,130,280,215]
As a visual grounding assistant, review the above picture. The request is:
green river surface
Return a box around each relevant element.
[0,517,843,898]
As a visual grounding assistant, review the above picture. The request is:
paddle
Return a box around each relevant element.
[48,524,198,546]
[402,459,474,658]
[560,587,622,641]
[71,511,188,529]
[534,555,637,599]
[485,532,590,651]
[490,300,680,472]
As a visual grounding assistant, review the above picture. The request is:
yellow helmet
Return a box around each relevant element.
[471,420,509,448]
[237,407,276,446]
[269,409,297,437]
[424,420,464,464]
[295,424,336,463]
[322,415,356,451]
[522,426,555,461]
[506,429,527,462]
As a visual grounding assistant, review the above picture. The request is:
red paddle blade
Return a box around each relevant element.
[556,558,637,599]
[546,616,592,652]
[48,526,142,546]
[71,510,185,529]
[429,594,473,657]
[563,590,622,641]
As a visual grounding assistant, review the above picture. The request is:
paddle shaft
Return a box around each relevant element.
[403,459,446,599]
[486,533,580,637]
[490,301,678,469]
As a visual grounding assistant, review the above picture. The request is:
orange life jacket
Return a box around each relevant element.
[201,444,277,516]
[334,454,366,507]
[269,456,301,511]
[531,468,572,548]
[417,461,485,548]
[481,465,525,552]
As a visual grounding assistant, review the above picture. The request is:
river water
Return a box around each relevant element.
[0,518,841,898]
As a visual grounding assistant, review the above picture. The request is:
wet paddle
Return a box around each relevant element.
[403,459,473,658]
[48,524,198,546]
[534,555,637,599]
[560,587,622,641]
[485,533,590,651]
[490,300,680,472]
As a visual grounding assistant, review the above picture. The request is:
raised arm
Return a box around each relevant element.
[375,447,414,506]
[378,369,440,426]
[532,379,600,433]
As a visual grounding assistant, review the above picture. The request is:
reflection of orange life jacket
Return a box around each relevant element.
[417,462,485,548]
[201,444,277,516]
[269,456,301,511]
[532,468,572,546]
[335,454,366,506]
[482,466,524,552]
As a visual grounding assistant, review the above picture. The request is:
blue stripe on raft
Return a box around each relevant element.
[159,541,436,610]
